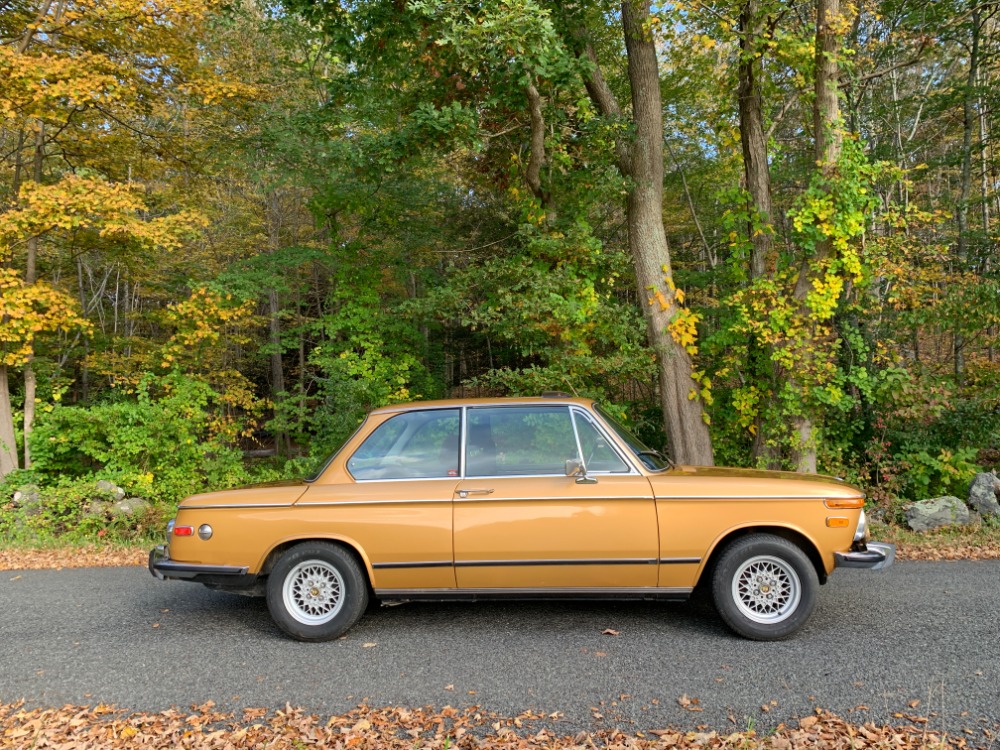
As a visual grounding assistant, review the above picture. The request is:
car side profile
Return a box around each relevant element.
[149,396,894,641]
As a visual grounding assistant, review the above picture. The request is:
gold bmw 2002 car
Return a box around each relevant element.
[149,396,894,641]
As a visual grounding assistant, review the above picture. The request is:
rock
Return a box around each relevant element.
[905,496,970,532]
[967,471,1000,517]
[111,497,150,517]
[95,480,126,501]
[12,485,42,515]
[84,501,108,517]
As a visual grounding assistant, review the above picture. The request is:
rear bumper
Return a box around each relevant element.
[835,541,896,571]
[148,545,252,583]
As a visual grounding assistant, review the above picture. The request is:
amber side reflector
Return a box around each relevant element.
[173,526,194,536]
[826,517,850,528]
[825,497,864,509]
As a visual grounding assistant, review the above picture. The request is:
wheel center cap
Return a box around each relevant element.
[311,587,320,597]
[760,585,771,593]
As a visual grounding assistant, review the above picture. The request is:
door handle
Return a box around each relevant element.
[457,488,495,499]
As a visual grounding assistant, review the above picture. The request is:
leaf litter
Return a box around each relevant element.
[0,701,981,750]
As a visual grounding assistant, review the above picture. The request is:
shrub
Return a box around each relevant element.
[30,372,252,504]
[0,477,167,544]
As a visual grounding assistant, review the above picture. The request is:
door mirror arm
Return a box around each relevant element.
[565,458,598,485]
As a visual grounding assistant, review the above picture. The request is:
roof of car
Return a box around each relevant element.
[369,396,596,414]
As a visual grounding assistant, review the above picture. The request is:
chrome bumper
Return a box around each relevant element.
[835,541,896,571]
[148,545,249,581]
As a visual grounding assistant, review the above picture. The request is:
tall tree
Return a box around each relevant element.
[577,2,715,464]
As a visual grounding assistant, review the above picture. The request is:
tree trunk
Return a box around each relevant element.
[574,5,713,464]
[620,0,714,465]
[0,366,17,477]
[788,0,843,473]
[955,4,981,382]
[268,286,290,456]
[738,0,774,281]
[737,0,780,468]
[21,123,44,470]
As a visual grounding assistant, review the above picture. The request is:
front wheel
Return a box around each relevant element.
[266,542,369,641]
[712,534,818,640]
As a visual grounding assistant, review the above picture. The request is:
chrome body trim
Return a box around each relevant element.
[835,542,896,571]
[655,495,862,500]
[453,495,653,503]
[181,503,294,510]
[296,498,453,507]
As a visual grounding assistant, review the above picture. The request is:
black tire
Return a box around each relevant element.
[711,534,818,641]
[266,542,369,642]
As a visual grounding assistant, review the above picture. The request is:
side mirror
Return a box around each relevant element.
[565,458,597,484]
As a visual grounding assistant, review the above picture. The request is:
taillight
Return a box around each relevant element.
[173,525,194,537]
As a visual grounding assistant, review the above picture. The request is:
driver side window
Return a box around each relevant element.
[466,406,578,477]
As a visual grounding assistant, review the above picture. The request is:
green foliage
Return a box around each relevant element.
[29,373,252,504]
[302,257,443,455]
[894,448,981,505]
[0,477,167,545]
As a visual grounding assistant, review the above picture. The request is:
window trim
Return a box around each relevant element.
[463,403,579,479]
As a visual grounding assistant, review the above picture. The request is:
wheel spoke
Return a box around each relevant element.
[731,555,801,624]
[283,560,346,625]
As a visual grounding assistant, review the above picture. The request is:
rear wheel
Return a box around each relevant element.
[266,542,368,641]
[712,534,818,640]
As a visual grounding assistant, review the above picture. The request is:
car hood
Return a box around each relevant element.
[179,479,309,508]
[650,465,865,500]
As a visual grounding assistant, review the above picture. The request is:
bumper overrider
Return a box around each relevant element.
[835,541,896,571]
[148,545,255,586]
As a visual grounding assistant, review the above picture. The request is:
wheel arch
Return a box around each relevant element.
[698,525,827,587]
[256,536,376,593]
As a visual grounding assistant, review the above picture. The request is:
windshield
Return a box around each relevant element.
[595,405,671,471]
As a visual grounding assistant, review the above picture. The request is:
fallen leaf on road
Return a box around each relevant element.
[677,695,703,712]
[602,628,620,636]
[361,642,377,648]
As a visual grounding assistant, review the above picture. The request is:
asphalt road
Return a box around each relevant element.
[1,561,998,740]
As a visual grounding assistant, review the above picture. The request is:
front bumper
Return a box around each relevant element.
[148,545,251,582]
[835,541,896,571]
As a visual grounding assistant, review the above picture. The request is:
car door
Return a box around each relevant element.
[300,407,461,591]
[452,404,658,590]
